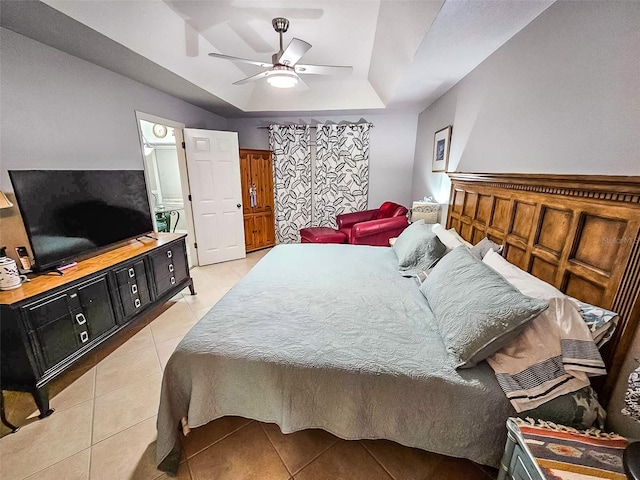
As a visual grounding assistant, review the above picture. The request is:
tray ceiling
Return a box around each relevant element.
[2,0,555,116]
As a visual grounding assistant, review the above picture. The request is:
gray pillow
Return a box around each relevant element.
[392,221,446,277]
[470,237,503,260]
[419,247,548,368]
[415,257,443,284]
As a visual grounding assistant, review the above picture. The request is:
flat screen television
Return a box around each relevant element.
[9,170,154,271]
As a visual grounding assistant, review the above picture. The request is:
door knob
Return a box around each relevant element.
[237,203,242,208]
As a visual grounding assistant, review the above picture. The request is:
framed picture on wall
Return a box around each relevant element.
[432,125,452,172]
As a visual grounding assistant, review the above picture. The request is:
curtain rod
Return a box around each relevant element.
[256,123,374,130]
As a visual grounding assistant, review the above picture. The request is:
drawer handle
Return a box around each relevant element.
[75,313,87,325]
[168,264,174,273]
[134,298,141,308]
[166,250,172,258]
[170,276,176,285]
[131,284,138,294]
[128,268,135,278]
[80,331,89,343]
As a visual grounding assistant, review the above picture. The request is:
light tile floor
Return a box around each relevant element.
[0,248,497,480]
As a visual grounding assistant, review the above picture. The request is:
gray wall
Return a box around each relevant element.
[410,1,640,437]
[0,28,228,257]
[411,0,640,205]
[228,113,419,210]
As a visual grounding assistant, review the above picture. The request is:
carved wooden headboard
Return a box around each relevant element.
[446,173,640,405]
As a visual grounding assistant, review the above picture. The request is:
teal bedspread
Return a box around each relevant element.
[157,244,515,474]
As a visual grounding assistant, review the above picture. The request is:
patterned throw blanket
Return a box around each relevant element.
[623,365,640,422]
[487,297,606,413]
[511,418,629,480]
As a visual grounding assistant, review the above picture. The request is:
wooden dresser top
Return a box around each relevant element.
[0,233,186,306]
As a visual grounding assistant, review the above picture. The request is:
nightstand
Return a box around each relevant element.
[497,418,629,480]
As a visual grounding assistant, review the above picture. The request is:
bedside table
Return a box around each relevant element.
[498,418,629,480]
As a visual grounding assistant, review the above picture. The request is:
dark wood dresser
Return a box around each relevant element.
[0,233,194,426]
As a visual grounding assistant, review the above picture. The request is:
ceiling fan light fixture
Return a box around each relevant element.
[267,70,299,89]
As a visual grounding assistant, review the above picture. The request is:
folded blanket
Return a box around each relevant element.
[487,296,606,412]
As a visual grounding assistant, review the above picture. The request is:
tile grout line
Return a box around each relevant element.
[6,397,96,480]
[94,368,161,401]
[185,419,254,460]
[359,441,397,480]
[91,410,158,447]
[87,366,98,479]
[290,437,340,477]
[260,423,291,479]
[17,447,93,480]
[258,422,294,477]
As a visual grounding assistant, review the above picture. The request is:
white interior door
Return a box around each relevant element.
[183,128,245,265]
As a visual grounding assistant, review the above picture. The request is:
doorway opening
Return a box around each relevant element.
[136,113,197,267]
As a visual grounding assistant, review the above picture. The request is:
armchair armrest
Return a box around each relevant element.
[351,216,409,246]
[336,209,377,229]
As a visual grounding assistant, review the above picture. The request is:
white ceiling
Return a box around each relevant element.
[4,0,555,116]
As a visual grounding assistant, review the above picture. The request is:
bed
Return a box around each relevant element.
[156,173,640,475]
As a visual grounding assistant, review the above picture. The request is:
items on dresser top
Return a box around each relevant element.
[0,246,28,291]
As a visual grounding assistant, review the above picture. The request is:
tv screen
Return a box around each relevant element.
[9,170,154,271]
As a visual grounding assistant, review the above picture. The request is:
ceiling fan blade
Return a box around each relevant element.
[295,74,310,91]
[277,38,311,66]
[232,70,274,85]
[208,52,273,69]
[295,64,353,75]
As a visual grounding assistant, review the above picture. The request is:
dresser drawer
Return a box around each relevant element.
[25,294,73,330]
[35,316,79,368]
[149,241,188,297]
[114,259,151,320]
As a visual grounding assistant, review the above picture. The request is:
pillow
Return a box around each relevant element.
[517,385,606,429]
[414,257,443,284]
[483,250,618,347]
[470,237,503,260]
[431,223,465,250]
[420,247,548,368]
[482,249,565,300]
[447,228,473,248]
[392,220,446,277]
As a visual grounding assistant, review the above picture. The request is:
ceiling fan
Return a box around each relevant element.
[208,17,353,89]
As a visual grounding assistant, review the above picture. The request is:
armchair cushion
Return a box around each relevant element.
[351,216,409,247]
[373,201,409,220]
[336,209,377,230]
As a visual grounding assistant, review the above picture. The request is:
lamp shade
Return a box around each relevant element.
[0,192,14,209]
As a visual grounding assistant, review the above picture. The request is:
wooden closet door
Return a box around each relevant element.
[239,151,252,216]
[243,216,255,251]
[251,152,274,214]
[239,149,275,252]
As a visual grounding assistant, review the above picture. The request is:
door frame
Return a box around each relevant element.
[182,128,246,265]
[134,111,199,266]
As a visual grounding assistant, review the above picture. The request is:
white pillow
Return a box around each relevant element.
[431,223,465,250]
[482,249,565,300]
[447,228,473,248]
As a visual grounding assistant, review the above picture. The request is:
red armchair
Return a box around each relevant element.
[337,201,409,246]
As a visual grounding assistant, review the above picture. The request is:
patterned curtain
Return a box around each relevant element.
[268,125,311,243]
[313,123,371,228]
